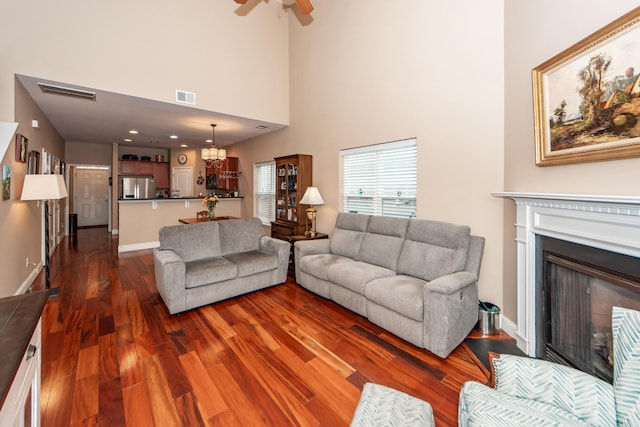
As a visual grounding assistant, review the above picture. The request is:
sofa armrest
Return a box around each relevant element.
[294,239,331,280]
[259,236,291,260]
[424,271,477,295]
[153,248,187,314]
[422,271,478,358]
[492,354,615,424]
[259,236,291,283]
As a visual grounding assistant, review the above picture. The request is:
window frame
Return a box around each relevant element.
[253,160,276,225]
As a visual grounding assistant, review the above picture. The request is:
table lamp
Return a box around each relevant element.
[300,186,324,237]
[21,174,68,298]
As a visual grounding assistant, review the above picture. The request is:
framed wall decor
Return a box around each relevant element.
[15,134,28,163]
[533,6,640,166]
[2,166,10,200]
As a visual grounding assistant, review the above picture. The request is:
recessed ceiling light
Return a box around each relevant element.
[123,138,132,142]
[129,130,139,134]
[256,125,268,129]
[180,144,188,148]
[170,135,178,139]
[206,139,213,143]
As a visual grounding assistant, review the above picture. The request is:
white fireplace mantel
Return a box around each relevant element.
[494,192,640,356]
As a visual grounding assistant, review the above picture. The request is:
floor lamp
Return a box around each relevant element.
[300,186,325,237]
[21,174,68,298]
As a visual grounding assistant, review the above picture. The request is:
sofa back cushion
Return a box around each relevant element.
[219,217,264,255]
[358,216,409,270]
[330,213,370,259]
[397,219,470,281]
[159,222,222,262]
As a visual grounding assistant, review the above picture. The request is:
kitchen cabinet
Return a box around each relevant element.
[154,162,170,190]
[205,157,239,191]
[118,160,170,189]
[271,154,312,239]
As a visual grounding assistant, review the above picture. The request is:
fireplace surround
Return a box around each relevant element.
[494,192,640,358]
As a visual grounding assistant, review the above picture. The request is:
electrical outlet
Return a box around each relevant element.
[25,256,29,268]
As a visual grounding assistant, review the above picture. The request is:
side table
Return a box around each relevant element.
[286,233,328,279]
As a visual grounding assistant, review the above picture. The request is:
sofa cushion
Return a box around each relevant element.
[159,222,222,262]
[219,218,264,255]
[328,261,395,295]
[358,216,409,270]
[185,257,237,289]
[397,220,470,281]
[330,213,370,259]
[365,275,425,321]
[299,253,354,280]
[224,250,279,278]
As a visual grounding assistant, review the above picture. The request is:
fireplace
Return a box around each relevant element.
[494,192,640,362]
[537,236,640,382]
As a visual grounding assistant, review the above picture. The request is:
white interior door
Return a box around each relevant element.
[172,167,193,198]
[75,168,109,226]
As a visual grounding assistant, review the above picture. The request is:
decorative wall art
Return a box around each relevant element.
[2,166,10,200]
[15,134,28,163]
[533,6,640,166]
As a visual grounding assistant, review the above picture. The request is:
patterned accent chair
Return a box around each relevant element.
[458,306,640,426]
[350,383,435,427]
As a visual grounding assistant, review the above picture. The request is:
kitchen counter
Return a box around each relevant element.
[0,290,48,410]
[117,197,242,252]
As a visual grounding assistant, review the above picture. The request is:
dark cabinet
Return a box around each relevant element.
[271,154,312,239]
[118,160,170,189]
[205,157,239,191]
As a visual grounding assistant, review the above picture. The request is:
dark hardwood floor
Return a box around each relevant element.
[35,227,488,426]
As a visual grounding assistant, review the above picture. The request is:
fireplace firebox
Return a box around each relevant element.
[537,236,640,383]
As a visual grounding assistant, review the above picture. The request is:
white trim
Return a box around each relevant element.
[118,241,159,253]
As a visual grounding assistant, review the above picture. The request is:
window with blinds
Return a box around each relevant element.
[254,161,275,225]
[340,138,417,218]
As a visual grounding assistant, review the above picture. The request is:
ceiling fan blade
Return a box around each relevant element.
[294,0,313,15]
[234,0,248,4]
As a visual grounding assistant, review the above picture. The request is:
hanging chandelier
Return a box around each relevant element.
[201,123,227,169]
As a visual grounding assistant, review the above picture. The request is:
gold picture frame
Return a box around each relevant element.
[533,7,640,166]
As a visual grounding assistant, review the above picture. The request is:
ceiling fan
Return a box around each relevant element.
[234,0,314,15]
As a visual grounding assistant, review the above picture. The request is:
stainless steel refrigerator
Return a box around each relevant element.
[119,176,156,199]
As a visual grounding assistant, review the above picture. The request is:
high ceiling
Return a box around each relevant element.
[17,74,286,151]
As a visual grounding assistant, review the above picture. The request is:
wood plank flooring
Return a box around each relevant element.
[36,227,487,426]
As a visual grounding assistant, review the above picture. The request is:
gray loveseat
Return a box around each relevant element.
[153,217,290,314]
[294,213,484,358]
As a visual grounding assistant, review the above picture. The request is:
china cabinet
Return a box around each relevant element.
[271,154,312,240]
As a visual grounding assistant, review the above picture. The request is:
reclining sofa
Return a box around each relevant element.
[294,213,484,358]
[153,217,290,314]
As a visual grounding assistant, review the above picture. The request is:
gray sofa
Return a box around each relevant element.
[294,213,484,358]
[153,217,291,314]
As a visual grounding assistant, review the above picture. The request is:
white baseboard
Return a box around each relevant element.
[118,241,159,253]
[15,262,44,295]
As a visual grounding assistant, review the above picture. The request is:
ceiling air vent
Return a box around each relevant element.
[37,82,96,101]
[176,90,196,105]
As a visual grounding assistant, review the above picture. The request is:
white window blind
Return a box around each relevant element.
[341,138,417,218]
[254,161,275,225]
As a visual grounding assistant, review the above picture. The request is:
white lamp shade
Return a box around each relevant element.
[217,148,227,160]
[21,174,68,201]
[300,186,325,205]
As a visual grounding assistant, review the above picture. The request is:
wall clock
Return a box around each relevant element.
[178,154,187,164]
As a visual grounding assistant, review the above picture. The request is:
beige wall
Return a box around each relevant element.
[0,81,65,297]
[502,0,640,321]
[233,1,507,308]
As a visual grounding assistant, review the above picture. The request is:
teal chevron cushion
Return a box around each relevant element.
[612,306,640,426]
[350,383,435,427]
[459,381,594,426]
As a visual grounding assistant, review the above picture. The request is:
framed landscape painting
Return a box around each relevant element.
[533,7,640,166]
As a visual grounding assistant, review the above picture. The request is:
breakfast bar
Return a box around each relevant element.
[118,197,242,252]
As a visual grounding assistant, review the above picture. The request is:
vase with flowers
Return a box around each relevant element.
[201,194,219,220]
